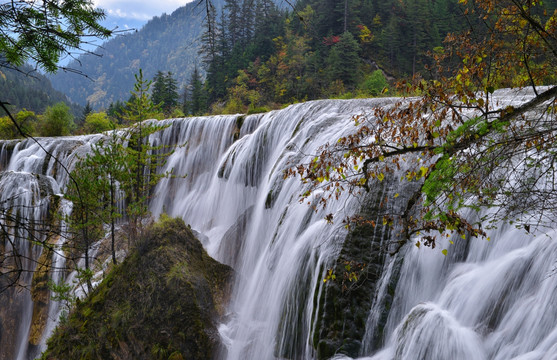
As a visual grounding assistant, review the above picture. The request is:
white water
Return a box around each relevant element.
[1,91,556,359]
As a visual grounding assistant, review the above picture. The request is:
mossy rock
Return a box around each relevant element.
[312,180,409,359]
[40,215,234,360]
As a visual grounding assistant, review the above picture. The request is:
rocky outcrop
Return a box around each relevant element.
[312,181,411,359]
[28,236,58,346]
[40,216,234,360]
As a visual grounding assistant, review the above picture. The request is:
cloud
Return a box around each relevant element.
[93,0,191,20]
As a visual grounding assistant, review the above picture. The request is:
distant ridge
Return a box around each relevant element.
[50,0,224,109]
[0,64,81,116]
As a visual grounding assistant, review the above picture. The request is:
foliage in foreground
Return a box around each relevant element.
[289,0,557,254]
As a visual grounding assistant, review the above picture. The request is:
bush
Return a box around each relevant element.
[359,70,389,96]
[0,110,38,139]
[83,112,113,134]
[40,102,75,136]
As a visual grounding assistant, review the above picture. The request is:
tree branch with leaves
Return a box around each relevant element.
[288,0,557,253]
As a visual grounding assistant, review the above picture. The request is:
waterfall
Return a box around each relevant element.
[1,90,556,359]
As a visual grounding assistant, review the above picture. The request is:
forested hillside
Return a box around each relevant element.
[49,0,221,108]
[198,0,466,112]
[46,0,477,112]
[49,0,557,114]
[0,64,81,116]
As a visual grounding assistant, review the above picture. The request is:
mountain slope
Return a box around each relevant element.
[0,65,81,116]
[50,1,222,109]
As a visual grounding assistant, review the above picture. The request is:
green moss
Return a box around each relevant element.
[40,216,233,360]
[265,190,273,209]
[247,106,269,114]
[312,185,399,359]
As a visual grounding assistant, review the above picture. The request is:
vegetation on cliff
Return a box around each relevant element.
[40,215,233,360]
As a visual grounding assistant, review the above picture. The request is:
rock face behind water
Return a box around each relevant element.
[40,216,234,360]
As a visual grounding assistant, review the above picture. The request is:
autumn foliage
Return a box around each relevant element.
[288,0,557,252]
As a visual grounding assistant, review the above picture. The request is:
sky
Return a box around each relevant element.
[55,0,192,65]
[93,0,193,29]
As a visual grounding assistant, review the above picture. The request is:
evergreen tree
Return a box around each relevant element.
[200,9,227,103]
[107,100,126,124]
[79,102,93,126]
[152,71,179,116]
[121,69,168,242]
[189,67,207,115]
[240,0,256,44]
[151,71,166,108]
[0,0,111,73]
[65,156,108,292]
[162,72,179,114]
[224,0,242,48]
[327,32,361,88]
[181,85,190,115]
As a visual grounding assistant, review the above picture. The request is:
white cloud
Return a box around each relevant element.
[93,0,191,20]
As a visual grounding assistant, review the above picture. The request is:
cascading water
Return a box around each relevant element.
[1,90,556,359]
[0,136,101,360]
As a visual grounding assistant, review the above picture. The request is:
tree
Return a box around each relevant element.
[107,100,126,124]
[326,31,361,89]
[79,102,93,126]
[0,109,37,139]
[0,0,111,73]
[121,69,172,243]
[359,70,388,96]
[65,158,106,292]
[40,102,76,136]
[289,0,557,253]
[83,112,113,134]
[68,131,128,266]
[188,67,207,115]
[151,71,166,108]
[0,0,112,297]
[152,71,179,116]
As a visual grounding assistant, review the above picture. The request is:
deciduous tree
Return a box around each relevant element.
[289,0,557,253]
[40,102,76,136]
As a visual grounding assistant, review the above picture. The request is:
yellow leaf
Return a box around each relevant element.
[442,249,448,256]
[420,166,428,178]
[377,173,385,182]
[394,193,399,198]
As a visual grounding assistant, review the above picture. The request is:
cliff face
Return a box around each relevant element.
[40,216,234,360]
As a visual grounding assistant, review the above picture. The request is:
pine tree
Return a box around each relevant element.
[151,71,166,108]
[162,72,179,114]
[79,101,93,126]
[224,0,242,48]
[189,67,206,115]
[121,69,162,241]
[327,31,361,88]
[181,85,190,115]
[240,0,256,44]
